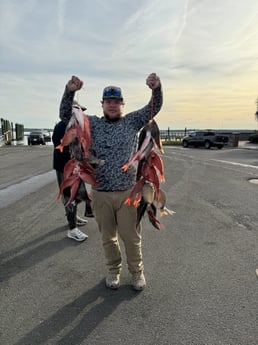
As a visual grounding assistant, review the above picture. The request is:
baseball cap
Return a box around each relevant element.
[102,86,123,100]
[72,100,87,111]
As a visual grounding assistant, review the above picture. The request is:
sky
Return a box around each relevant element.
[0,0,258,131]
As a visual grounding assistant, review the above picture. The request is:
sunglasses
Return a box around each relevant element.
[103,86,122,99]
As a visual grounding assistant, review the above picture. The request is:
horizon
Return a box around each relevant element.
[20,127,258,134]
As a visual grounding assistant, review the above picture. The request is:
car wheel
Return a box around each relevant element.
[182,140,188,148]
[204,141,211,149]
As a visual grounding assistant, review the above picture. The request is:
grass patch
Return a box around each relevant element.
[162,140,182,146]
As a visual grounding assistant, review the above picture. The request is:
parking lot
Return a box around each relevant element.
[0,145,257,345]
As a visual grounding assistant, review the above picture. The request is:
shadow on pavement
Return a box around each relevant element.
[0,226,79,282]
[14,281,138,345]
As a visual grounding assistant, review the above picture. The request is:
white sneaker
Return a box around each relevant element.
[131,272,146,291]
[106,273,120,289]
[67,228,88,242]
[76,215,88,226]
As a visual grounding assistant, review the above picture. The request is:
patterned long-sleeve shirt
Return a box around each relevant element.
[59,85,163,191]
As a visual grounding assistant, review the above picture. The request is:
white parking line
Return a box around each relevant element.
[211,159,258,169]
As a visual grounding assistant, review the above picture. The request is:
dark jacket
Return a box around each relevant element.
[52,121,71,172]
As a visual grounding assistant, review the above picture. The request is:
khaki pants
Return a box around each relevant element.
[91,189,144,275]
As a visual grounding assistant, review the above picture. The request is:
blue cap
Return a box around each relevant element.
[102,86,123,100]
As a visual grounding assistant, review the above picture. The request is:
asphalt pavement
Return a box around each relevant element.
[0,144,257,345]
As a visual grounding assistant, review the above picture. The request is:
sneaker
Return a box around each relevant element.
[106,272,120,289]
[131,272,146,291]
[76,215,88,226]
[67,228,88,242]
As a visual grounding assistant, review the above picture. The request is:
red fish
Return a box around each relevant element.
[146,151,165,182]
[56,105,99,207]
[124,178,146,207]
[122,130,152,171]
[56,127,77,152]
[56,107,92,156]
[63,158,77,179]
[57,161,98,207]
[139,119,164,154]
[153,189,175,216]
[124,119,174,230]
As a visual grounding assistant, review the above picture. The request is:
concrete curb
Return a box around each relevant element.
[238,141,258,150]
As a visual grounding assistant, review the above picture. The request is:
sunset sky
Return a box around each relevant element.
[0,0,258,130]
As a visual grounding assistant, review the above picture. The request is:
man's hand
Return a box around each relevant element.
[146,73,160,90]
[66,75,83,92]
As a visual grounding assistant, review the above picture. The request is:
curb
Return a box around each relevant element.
[238,141,258,150]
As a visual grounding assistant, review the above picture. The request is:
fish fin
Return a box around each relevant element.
[124,197,132,205]
[147,209,162,230]
[63,178,81,207]
[160,174,165,182]
[160,207,176,216]
[55,144,64,152]
[122,164,129,171]
[133,199,140,207]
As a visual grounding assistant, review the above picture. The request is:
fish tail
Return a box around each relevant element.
[160,207,176,216]
[147,209,162,230]
[133,199,140,207]
[160,174,165,182]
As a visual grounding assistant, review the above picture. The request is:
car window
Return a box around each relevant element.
[30,131,43,135]
[202,132,215,136]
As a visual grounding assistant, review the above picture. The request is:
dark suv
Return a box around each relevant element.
[182,131,228,149]
[27,131,46,145]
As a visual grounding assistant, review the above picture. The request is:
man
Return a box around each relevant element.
[52,101,93,242]
[59,73,162,290]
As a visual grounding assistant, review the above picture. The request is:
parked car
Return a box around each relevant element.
[42,130,51,142]
[182,130,229,149]
[27,131,46,145]
[248,133,258,143]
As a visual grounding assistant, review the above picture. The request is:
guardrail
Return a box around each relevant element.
[3,130,12,145]
[0,134,4,147]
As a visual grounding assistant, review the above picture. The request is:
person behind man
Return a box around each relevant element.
[59,73,162,290]
[52,101,93,242]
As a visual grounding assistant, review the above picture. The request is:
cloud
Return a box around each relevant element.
[174,0,190,44]
[0,0,258,130]
[57,0,66,36]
